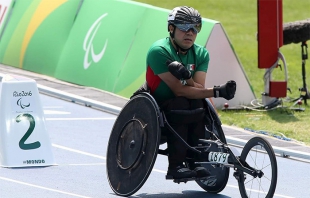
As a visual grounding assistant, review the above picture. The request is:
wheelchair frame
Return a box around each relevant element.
[106,93,278,198]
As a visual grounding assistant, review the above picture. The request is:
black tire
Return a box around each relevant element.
[106,93,161,197]
[194,100,230,194]
[238,137,278,198]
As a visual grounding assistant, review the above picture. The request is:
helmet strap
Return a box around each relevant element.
[169,25,175,38]
[173,40,190,54]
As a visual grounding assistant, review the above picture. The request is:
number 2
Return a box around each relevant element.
[16,113,41,150]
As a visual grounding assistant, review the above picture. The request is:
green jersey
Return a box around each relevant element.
[146,37,210,104]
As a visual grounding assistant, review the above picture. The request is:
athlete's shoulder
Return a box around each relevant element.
[192,43,209,54]
[148,37,172,56]
[192,43,209,61]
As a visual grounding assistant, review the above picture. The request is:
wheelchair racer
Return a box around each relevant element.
[146,6,236,179]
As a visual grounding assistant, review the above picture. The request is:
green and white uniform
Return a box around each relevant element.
[146,37,210,104]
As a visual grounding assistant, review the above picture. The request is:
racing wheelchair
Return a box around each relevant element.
[106,92,278,198]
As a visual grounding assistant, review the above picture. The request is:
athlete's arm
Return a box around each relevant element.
[191,71,206,88]
[185,77,204,88]
[158,72,214,99]
[185,78,198,87]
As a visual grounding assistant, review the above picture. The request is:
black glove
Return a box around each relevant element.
[166,60,192,80]
[213,80,236,100]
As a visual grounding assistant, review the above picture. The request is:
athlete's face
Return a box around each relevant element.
[170,25,197,50]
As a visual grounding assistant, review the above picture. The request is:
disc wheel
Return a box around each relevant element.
[238,136,278,198]
[106,93,161,197]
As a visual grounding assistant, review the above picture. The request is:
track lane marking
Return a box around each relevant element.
[44,110,71,115]
[0,176,91,198]
[53,144,295,198]
[47,117,116,121]
[57,163,105,166]
[52,144,106,160]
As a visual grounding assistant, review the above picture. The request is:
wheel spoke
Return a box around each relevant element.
[262,174,272,182]
[256,177,267,194]
[261,149,266,170]
[261,163,271,171]
[249,177,254,197]
[245,177,269,197]
[244,174,255,185]
[248,150,259,169]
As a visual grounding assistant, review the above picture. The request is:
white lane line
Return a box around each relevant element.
[47,117,116,121]
[226,185,295,198]
[272,194,295,198]
[53,144,294,198]
[44,110,71,114]
[43,106,64,109]
[58,163,105,166]
[152,169,166,174]
[0,177,91,198]
[52,144,106,160]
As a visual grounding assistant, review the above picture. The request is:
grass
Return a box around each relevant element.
[134,0,310,145]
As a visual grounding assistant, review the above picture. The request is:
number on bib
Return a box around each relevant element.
[208,152,230,164]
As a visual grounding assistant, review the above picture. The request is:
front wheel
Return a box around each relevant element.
[237,137,278,198]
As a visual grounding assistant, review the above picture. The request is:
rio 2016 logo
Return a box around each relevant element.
[13,91,31,109]
[83,13,108,69]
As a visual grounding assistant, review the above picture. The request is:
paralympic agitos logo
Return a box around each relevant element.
[13,91,31,109]
[17,98,30,109]
[83,13,109,69]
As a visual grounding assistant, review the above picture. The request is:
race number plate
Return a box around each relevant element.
[208,152,230,164]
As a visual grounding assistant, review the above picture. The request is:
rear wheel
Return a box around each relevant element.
[194,100,230,193]
[106,93,161,197]
[238,137,278,198]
